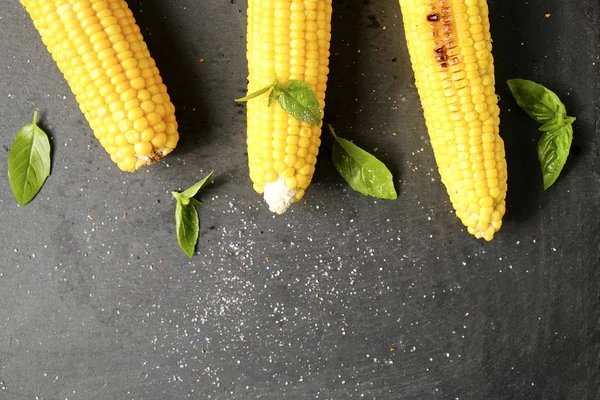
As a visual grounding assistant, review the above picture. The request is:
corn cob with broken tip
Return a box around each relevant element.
[245,0,333,213]
[21,0,179,172]
[398,0,507,241]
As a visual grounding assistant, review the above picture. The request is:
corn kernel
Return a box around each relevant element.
[125,130,141,144]
[285,177,297,189]
[134,141,153,156]
[151,132,167,147]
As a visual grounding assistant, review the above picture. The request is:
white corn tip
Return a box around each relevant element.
[263,177,296,214]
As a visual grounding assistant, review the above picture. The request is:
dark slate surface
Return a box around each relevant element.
[0,0,598,399]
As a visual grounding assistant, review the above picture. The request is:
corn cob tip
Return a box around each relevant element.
[263,178,297,214]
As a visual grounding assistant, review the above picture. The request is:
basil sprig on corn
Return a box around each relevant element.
[398,0,508,241]
[244,0,333,214]
[21,0,179,172]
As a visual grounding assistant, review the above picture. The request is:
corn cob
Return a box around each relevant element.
[21,0,179,172]
[246,0,333,213]
[398,0,507,241]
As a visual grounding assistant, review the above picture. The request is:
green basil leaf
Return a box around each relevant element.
[537,124,573,190]
[8,111,51,206]
[508,78,576,190]
[273,80,322,125]
[181,170,213,198]
[234,84,274,102]
[329,125,397,200]
[175,201,199,258]
[507,78,565,125]
[172,172,213,257]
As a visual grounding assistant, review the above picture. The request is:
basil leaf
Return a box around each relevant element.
[8,111,51,206]
[181,170,213,198]
[172,172,213,257]
[537,124,573,190]
[234,84,274,102]
[507,79,565,125]
[273,80,322,125]
[329,125,397,200]
[175,200,199,258]
[508,78,576,190]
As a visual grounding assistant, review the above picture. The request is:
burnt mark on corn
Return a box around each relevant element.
[427,0,457,70]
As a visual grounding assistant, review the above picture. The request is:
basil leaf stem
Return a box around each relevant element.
[234,84,274,102]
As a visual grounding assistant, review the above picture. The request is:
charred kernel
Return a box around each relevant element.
[427,13,440,22]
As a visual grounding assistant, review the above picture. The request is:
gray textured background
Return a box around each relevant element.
[0,0,598,399]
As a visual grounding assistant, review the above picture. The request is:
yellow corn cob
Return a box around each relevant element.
[21,0,179,172]
[246,0,333,213]
[398,0,507,241]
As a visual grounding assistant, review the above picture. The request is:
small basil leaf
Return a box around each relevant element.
[172,172,213,257]
[274,80,322,125]
[329,125,397,200]
[181,170,214,198]
[234,84,274,102]
[8,111,51,206]
[175,201,199,258]
[537,124,573,190]
[507,79,565,124]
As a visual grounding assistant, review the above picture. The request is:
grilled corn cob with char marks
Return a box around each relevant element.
[246,0,333,213]
[398,0,507,240]
[21,0,179,172]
